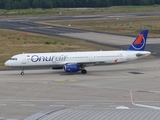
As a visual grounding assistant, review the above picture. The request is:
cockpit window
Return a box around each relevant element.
[9,58,17,60]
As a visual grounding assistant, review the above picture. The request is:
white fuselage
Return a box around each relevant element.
[5,50,151,69]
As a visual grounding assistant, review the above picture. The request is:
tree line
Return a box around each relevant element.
[1,0,160,10]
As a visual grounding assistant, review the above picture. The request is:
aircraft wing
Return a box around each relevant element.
[130,90,160,110]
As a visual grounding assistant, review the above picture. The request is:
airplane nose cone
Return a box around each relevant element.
[5,61,10,67]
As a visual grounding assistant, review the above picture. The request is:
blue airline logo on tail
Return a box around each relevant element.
[128,30,148,51]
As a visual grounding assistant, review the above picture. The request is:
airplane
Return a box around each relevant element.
[130,90,160,110]
[5,30,151,75]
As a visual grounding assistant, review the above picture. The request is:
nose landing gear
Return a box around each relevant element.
[21,68,24,75]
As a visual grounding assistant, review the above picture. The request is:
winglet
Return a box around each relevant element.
[128,30,148,51]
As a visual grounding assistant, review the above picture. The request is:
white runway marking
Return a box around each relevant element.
[79,105,94,107]
[14,102,28,104]
[115,106,130,109]
[0,104,7,106]
[50,105,65,107]
[56,102,71,104]
[21,104,35,107]
[99,103,115,105]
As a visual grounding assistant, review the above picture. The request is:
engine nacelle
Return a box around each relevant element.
[64,64,80,72]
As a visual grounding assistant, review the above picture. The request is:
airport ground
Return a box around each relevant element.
[1,58,160,119]
[0,12,160,119]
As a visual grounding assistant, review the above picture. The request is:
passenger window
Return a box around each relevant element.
[10,58,17,60]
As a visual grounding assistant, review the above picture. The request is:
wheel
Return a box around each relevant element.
[21,72,24,75]
[81,69,87,74]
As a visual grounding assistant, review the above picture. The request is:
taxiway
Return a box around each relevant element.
[0,58,160,119]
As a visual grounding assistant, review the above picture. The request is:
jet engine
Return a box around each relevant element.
[64,64,80,72]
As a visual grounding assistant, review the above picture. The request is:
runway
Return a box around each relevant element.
[0,58,160,119]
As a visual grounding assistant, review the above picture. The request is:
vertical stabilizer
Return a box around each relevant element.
[128,30,148,51]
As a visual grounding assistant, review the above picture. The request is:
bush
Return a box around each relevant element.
[45,41,51,44]
[45,41,57,45]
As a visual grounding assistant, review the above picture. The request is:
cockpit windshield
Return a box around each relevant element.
[9,58,17,60]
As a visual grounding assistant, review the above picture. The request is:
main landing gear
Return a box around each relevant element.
[81,69,87,74]
[80,65,87,74]
[21,68,24,75]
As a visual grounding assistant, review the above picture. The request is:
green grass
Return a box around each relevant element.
[0,5,160,17]
[45,41,58,45]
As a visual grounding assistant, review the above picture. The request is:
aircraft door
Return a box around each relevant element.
[22,54,26,64]
[89,54,93,61]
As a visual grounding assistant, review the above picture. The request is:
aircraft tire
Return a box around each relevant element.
[21,72,24,75]
[81,69,87,74]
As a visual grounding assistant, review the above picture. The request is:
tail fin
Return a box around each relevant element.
[128,30,148,51]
